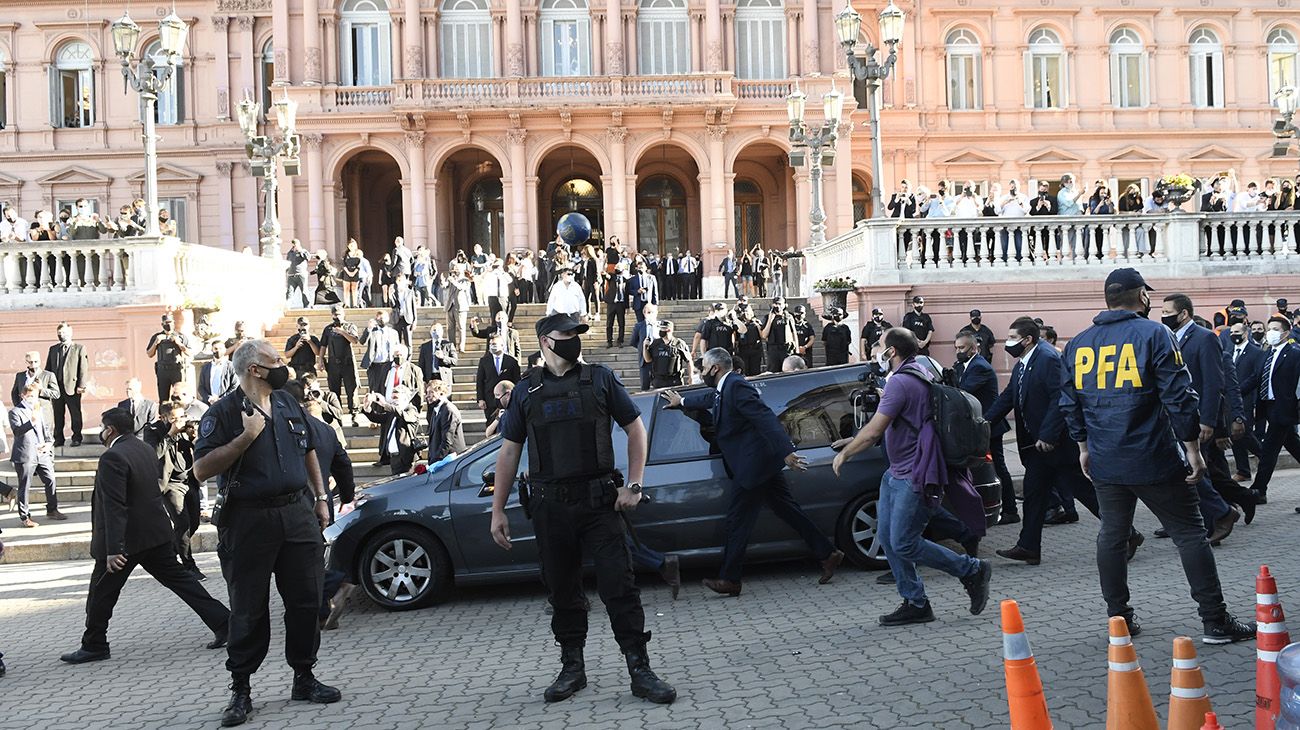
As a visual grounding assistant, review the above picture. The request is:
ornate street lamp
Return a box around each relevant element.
[111,10,188,237]
[1274,86,1299,160]
[237,91,301,258]
[787,85,843,247]
[837,0,905,217]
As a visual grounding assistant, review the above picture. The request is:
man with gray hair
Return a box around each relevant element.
[781,355,807,373]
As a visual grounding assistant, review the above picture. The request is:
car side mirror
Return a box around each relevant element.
[482,468,495,486]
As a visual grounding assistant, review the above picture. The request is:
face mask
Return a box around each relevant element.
[57,332,70,343]
[1139,293,1152,319]
[548,335,582,364]
[876,350,893,373]
[1231,333,1246,345]
[913,304,924,311]
[659,330,670,339]
[489,344,503,355]
[162,322,173,332]
[1253,331,1266,343]
[702,367,721,389]
[1161,314,1182,331]
[332,315,343,324]
[100,429,112,446]
[25,364,36,373]
[260,364,291,390]
[1005,338,1027,358]
[873,315,883,322]
[970,318,981,326]
[1266,330,1285,347]
[955,350,973,364]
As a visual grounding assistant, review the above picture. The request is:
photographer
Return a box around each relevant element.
[300,374,346,444]
[644,320,692,388]
[144,402,204,578]
[285,317,321,377]
[996,181,1030,263]
[359,311,400,396]
[735,305,764,376]
[1029,180,1059,260]
[759,298,798,374]
[1086,182,1116,261]
[1200,175,1230,256]
[146,313,192,403]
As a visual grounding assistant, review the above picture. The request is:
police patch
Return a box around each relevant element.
[199,415,216,438]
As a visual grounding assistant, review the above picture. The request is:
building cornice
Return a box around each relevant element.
[1009,8,1080,18]
[33,19,108,31]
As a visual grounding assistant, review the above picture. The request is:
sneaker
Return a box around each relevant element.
[1203,615,1256,645]
[960,559,993,615]
[879,600,935,627]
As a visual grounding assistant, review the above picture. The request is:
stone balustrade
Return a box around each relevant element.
[804,211,1300,289]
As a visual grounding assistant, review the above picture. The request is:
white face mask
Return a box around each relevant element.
[1266,330,1285,347]
[876,350,893,373]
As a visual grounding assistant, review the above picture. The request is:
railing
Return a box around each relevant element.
[805,211,1300,288]
[331,87,393,109]
[733,79,795,100]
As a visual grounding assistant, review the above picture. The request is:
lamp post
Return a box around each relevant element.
[1273,86,1299,163]
[836,0,904,217]
[786,86,844,248]
[237,92,301,259]
[111,11,189,238]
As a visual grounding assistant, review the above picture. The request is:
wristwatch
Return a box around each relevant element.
[627,482,643,494]
[315,494,330,503]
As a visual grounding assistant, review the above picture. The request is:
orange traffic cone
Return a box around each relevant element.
[1107,616,1160,730]
[1200,711,1223,730]
[1257,565,1291,730]
[1001,600,1053,729]
[1167,636,1212,730]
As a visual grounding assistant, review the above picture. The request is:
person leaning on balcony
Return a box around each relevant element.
[919,183,954,266]
[0,205,30,243]
[30,211,58,242]
[1233,181,1267,255]
[109,204,144,238]
[1118,184,1144,259]
[157,209,178,238]
[951,182,982,264]
[887,179,918,260]
[1056,174,1086,258]
[996,181,1030,263]
[1200,176,1230,257]
[1029,180,1059,260]
[67,199,108,240]
[1086,182,1116,262]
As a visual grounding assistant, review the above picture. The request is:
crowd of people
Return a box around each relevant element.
[0,198,177,243]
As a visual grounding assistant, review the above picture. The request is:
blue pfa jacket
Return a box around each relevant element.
[1059,309,1201,485]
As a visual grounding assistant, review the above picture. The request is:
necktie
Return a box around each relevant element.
[392,366,400,388]
[1234,347,1242,364]
[1015,363,1026,411]
[1262,349,1280,401]
[495,356,501,374]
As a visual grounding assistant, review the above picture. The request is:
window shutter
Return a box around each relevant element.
[541,18,554,75]
[1022,50,1032,108]
[49,65,60,127]
[1060,52,1069,108]
[379,21,392,83]
[1142,51,1150,107]
[578,18,591,75]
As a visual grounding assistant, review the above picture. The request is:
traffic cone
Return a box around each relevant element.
[1167,636,1212,730]
[1257,565,1291,730]
[1201,711,1223,730]
[1001,600,1053,729]
[1107,616,1160,730]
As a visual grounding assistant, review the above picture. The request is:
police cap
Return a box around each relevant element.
[535,312,590,338]
[969,309,982,318]
[710,302,726,311]
[1104,267,1154,293]
[658,320,674,330]
[871,307,884,315]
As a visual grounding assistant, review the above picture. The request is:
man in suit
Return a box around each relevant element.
[953,332,1017,525]
[11,351,58,424]
[143,402,205,577]
[445,272,472,353]
[476,336,521,424]
[1249,315,1300,502]
[360,311,400,396]
[1228,320,1267,482]
[718,251,738,299]
[198,339,238,406]
[9,381,65,526]
[625,263,658,323]
[666,348,843,596]
[60,407,230,664]
[471,310,522,361]
[368,344,422,470]
[118,378,159,438]
[45,322,88,447]
[425,380,466,462]
[391,273,418,350]
[604,263,630,347]
[418,322,459,384]
[985,317,1140,566]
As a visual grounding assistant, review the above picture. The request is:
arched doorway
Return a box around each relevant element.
[550,178,602,243]
[537,145,604,246]
[467,177,505,256]
[730,140,792,253]
[852,173,872,222]
[433,146,505,261]
[341,149,404,263]
[734,179,763,254]
[636,175,687,257]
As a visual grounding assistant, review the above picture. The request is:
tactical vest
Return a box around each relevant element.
[524,364,615,482]
[767,316,790,347]
[738,322,763,350]
[705,320,735,351]
[649,339,683,378]
[824,324,850,353]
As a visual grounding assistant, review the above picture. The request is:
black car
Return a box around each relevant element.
[323,363,1001,610]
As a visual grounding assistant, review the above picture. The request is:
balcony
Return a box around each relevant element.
[296,73,806,115]
[804,211,1300,289]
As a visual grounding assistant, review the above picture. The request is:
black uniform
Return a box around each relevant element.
[794,318,815,368]
[148,330,191,403]
[648,337,690,388]
[499,364,649,651]
[958,322,996,361]
[737,320,764,376]
[761,313,796,372]
[195,388,324,680]
[902,310,935,355]
[286,333,321,376]
[320,321,358,413]
[822,322,852,366]
[861,318,892,357]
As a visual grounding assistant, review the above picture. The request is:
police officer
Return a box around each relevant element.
[821,307,852,366]
[645,320,692,389]
[957,309,995,361]
[792,305,816,368]
[193,340,341,726]
[694,303,736,358]
[1060,268,1256,644]
[860,307,892,361]
[146,313,192,403]
[759,297,797,373]
[735,304,765,376]
[489,313,676,705]
[902,296,934,355]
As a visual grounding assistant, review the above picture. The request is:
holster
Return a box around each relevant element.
[518,476,533,521]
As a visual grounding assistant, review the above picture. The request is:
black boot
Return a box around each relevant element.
[291,671,342,703]
[623,645,676,704]
[221,677,252,727]
[543,645,586,702]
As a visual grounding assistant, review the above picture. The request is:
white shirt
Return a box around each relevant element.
[1173,320,1194,346]
[1233,191,1263,213]
[0,217,30,242]
[952,196,981,218]
[546,281,588,316]
[208,360,229,399]
[715,370,731,395]
[999,193,1029,218]
[1019,342,1038,371]
[1233,343,1246,363]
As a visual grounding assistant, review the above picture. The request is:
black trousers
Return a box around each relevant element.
[1202,440,1256,508]
[217,494,324,678]
[1232,418,1263,478]
[52,391,83,443]
[718,473,834,582]
[488,296,504,320]
[1017,449,1098,555]
[532,496,649,651]
[739,348,764,377]
[1095,478,1227,624]
[723,275,738,298]
[156,368,183,404]
[1251,401,1300,496]
[764,346,789,373]
[825,349,849,366]
[365,362,391,397]
[606,302,627,345]
[163,485,197,571]
[325,362,357,413]
[286,275,309,308]
[650,374,684,389]
[82,542,229,652]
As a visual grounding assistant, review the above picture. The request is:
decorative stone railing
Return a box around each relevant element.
[804,211,1300,288]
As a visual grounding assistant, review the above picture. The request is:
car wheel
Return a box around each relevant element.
[358,526,452,611]
[836,491,890,570]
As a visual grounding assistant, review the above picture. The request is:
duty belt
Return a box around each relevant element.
[228,489,306,508]
[532,477,615,504]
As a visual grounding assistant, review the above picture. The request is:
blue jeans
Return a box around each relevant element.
[878,471,980,607]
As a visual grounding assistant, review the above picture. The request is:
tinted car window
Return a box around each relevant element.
[456,442,528,489]
[648,399,713,463]
[779,378,862,450]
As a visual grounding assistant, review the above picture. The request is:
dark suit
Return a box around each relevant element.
[956,354,1015,517]
[470,324,521,362]
[10,369,58,430]
[417,339,458,384]
[985,344,1097,556]
[143,423,202,571]
[118,397,159,437]
[604,273,629,346]
[80,435,229,653]
[197,360,237,405]
[625,273,658,322]
[682,373,833,582]
[8,401,57,521]
[1250,342,1300,496]
[475,353,520,423]
[392,287,417,349]
[426,400,466,462]
[46,342,88,444]
[1230,341,1268,478]
[1176,324,1253,513]
[364,399,422,475]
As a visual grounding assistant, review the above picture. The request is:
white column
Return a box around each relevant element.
[304,0,323,84]
[508,127,529,248]
[608,126,629,243]
[406,131,428,249]
[305,134,326,249]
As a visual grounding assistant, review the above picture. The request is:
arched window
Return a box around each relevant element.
[341,0,393,86]
[260,39,275,113]
[1109,26,1147,108]
[733,179,763,253]
[735,0,785,80]
[1024,28,1066,109]
[852,175,870,222]
[1189,27,1223,109]
[1268,28,1299,100]
[636,174,687,257]
[441,0,493,78]
[144,40,185,125]
[945,28,981,111]
[51,40,95,128]
[639,0,690,75]
[540,0,591,77]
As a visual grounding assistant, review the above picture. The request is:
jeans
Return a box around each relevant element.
[999,230,1024,262]
[878,471,980,607]
[1094,478,1227,623]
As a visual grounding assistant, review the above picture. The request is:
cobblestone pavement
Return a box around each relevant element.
[1,471,1297,730]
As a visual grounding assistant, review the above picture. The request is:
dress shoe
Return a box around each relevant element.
[1044,509,1079,526]
[1126,531,1145,562]
[45,511,68,521]
[960,536,980,558]
[206,627,228,650]
[818,549,844,585]
[1232,472,1249,483]
[960,560,993,616]
[20,518,38,528]
[659,555,681,600]
[53,440,65,448]
[1252,489,1268,505]
[544,645,587,702]
[1208,507,1240,547]
[221,679,252,727]
[875,570,896,585]
[996,512,1021,526]
[624,645,676,704]
[995,546,1041,565]
[1154,527,1170,538]
[191,567,208,581]
[290,672,342,704]
[70,437,83,447]
[60,647,110,664]
[701,578,742,597]
[1123,616,1142,637]
[879,600,935,626]
[1242,495,1257,525]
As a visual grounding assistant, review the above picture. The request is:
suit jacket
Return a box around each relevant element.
[426,400,466,461]
[363,399,422,463]
[197,360,238,404]
[956,354,999,414]
[8,403,52,464]
[471,325,521,361]
[90,435,176,559]
[10,369,58,409]
[45,342,88,395]
[682,374,795,490]
[118,397,160,437]
[418,339,459,383]
[719,255,737,276]
[392,287,417,327]
[984,344,1071,457]
[445,279,472,313]
[626,273,658,311]
[1175,323,1225,430]
[476,353,521,404]
[1258,343,1300,427]
[1232,341,1268,424]
[309,415,355,505]
[379,361,423,398]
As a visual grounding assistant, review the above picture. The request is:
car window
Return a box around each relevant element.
[455,442,528,491]
[648,399,713,463]
[779,379,861,450]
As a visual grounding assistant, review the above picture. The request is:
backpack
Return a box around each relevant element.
[896,366,990,470]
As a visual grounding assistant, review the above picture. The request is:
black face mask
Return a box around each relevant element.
[1161,314,1182,331]
[548,336,582,364]
[1231,333,1246,345]
[1005,339,1027,358]
[1139,293,1152,319]
[260,364,291,390]
[162,323,173,332]
[971,317,981,326]
[955,351,973,364]
[100,429,113,447]
[702,367,721,389]
[914,305,924,311]
[1252,331,1266,343]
